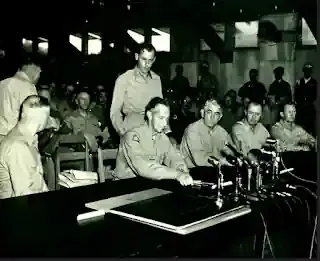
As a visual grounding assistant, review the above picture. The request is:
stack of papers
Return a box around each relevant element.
[59,170,98,188]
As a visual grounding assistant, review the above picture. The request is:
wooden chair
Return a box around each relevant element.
[53,134,93,190]
[97,148,118,182]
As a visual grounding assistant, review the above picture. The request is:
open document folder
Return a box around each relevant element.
[59,170,98,188]
[86,188,251,235]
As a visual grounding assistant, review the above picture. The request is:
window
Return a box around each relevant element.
[127,28,170,52]
[301,18,317,46]
[69,33,102,54]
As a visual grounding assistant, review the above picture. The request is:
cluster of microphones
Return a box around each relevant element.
[195,140,300,208]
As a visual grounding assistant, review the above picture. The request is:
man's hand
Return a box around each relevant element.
[176,172,193,186]
[83,132,98,152]
[176,163,189,173]
[208,155,219,166]
[47,117,60,131]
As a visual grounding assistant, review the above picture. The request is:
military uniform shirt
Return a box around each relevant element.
[114,123,187,180]
[271,120,316,152]
[231,120,270,155]
[0,126,48,198]
[110,67,163,135]
[180,120,232,168]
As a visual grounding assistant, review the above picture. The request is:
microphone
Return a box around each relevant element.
[285,184,297,190]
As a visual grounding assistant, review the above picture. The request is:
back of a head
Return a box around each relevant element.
[19,53,42,70]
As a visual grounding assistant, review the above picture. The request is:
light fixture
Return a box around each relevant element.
[239,9,243,13]
[274,5,277,10]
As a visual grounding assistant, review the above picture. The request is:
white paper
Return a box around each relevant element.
[85,188,172,212]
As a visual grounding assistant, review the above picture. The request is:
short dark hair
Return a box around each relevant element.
[144,97,170,121]
[273,66,284,75]
[19,53,42,69]
[249,69,258,75]
[138,42,156,55]
[18,95,50,121]
[246,101,262,111]
[279,101,296,113]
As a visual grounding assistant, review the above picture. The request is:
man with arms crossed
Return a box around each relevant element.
[110,43,163,136]
[0,95,50,198]
[180,99,233,168]
[114,97,193,186]
[271,102,316,152]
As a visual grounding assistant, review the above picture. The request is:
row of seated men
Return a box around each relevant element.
[167,63,317,139]
[0,92,315,198]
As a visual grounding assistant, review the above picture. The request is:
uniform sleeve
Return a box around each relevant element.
[122,131,178,180]
[182,127,212,167]
[231,124,251,155]
[4,143,47,198]
[271,124,304,152]
[296,126,316,147]
[110,76,126,135]
[61,115,74,134]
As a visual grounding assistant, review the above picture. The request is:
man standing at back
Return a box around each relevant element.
[0,55,59,143]
[110,43,163,136]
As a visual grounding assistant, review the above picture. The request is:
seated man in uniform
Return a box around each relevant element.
[271,102,316,152]
[180,98,233,168]
[114,97,193,186]
[0,95,49,198]
[231,101,270,156]
[61,89,110,150]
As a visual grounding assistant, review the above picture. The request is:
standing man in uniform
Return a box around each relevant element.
[238,69,266,105]
[0,56,59,143]
[180,99,234,168]
[110,43,163,136]
[294,63,317,135]
[231,101,270,156]
[114,97,193,186]
[0,95,50,198]
[198,61,219,99]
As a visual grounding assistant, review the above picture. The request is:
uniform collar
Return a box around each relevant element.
[200,119,219,135]
[134,66,152,80]
[12,124,38,147]
[143,122,160,140]
[241,119,260,133]
[14,71,32,83]
[279,119,296,131]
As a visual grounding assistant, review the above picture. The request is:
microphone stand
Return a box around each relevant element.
[272,140,280,180]
[215,163,224,209]
[255,164,262,192]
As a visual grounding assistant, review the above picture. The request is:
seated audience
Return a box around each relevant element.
[231,101,270,155]
[61,90,110,150]
[220,90,238,133]
[114,97,193,186]
[0,95,49,198]
[271,102,316,152]
[180,98,233,168]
